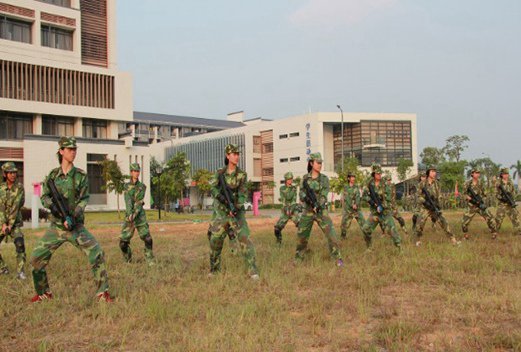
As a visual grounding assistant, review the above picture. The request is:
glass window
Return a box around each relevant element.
[289,132,300,138]
[279,134,288,139]
[41,25,73,51]
[39,0,72,7]
[280,158,288,163]
[0,112,33,140]
[42,116,74,136]
[0,16,31,43]
[290,156,300,162]
[83,118,107,139]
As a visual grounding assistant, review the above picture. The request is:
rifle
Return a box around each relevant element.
[47,179,76,229]
[368,182,384,213]
[421,187,442,221]
[498,183,516,208]
[218,172,238,240]
[303,177,322,213]
[467,184,487,211]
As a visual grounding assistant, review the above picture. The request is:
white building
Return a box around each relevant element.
[0,0,149,209]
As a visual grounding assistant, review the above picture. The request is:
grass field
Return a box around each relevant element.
[0,211,520,351]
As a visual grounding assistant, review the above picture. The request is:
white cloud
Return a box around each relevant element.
[290,0,397,28]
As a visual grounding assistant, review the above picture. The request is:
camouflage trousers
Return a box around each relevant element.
[274,208,300,239]
[391,208,407,232]
[0,226,26,273]
[461,205,497,234]
[296,209,342,260]
[362,210,401,248]
[120,213,154,264]
[340,209,365,237]
[411,208,421,233]
[30,224,109,295]
[414,208,454,240]
[209,211,258,275]
[496,203,521,236]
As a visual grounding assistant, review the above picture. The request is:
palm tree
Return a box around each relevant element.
[511,160,521,191]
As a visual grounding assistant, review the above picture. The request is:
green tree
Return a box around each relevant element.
[192,168,213,209]
[420,147,445,167]
[439,161,467,193]
[151,153,190,210]
[99,158,129,218]
[443,135,470,162]
[397,158,414,195]
[510,160,521,192]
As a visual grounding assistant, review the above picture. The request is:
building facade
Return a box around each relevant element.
[0,0,149,210]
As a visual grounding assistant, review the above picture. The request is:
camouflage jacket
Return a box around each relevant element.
[385,183,399,209]
[0,181,25,227]
[495,179,517,205]
[210,166,247,212]
[463,179,487,206]
[363,179,391,213]
[417,179,442,207]
[279,184,298,210]
[343,183,360,211]
[41,166,89,226]
[299,173,329,211]
[124,180,146,218]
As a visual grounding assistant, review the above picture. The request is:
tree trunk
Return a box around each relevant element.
[117,194,121,219]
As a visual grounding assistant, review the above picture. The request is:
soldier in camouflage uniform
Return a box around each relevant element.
[414,167,460,246]
[411,174,427,233]
[495,168,520,236]
[30,137,112,302]
[461,169,498,240]
[0,162,27,279]
[296,153,343,266]
[120,163,155,266]
[274,172,301,244]
[361,164,402,250]
[386,176,408,236]
[208,144,259,279]
[340,173,365,239]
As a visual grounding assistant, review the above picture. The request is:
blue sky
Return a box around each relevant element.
[117,0,521,166]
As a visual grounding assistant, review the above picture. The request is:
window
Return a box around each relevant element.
[0,112,33,140]
[0,16,31,44]
[289,132,300,138]
[280,158,288,163]
[42,116,74,136]
[87,154,106,204]
[262,168,274,176]
[262,143,273,153]
[279,134,288,139]
[83,118,107,139]
[39,0,72,7]
[41,25,73,51]
[290,157,300,162]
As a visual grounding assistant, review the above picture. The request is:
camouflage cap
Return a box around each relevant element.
[499,167,510,175]
[284,171,294,180]
[225,144,240,154]
[58,136,77,149]
[1,162,17,173]
[130,163,141,171]
[347,172,355,178]
[371,163,383,174]
[470,168,481,174]
[309,153,323,162]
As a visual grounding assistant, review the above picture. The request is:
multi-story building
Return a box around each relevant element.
[150,111,418,205]
[0,0,147,209]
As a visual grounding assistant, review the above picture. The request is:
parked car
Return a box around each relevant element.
[244,202,253,211]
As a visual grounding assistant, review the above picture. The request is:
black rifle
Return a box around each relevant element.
[218,172,238,240]
[467,185,487,211]
[47,179,76,229]
[498,183,516,208]
[303,177,322,213]
[368,182,384,213]
[422,187,442,221]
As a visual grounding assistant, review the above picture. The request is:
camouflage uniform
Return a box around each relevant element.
[414,178,457,242]
[461,172,497,236]
[30,137,109,296]
[361,165,401,248]
[0,162,26,275]
[387,179,408,235]
[495,170,520,236]
[340,182,365,239]
[120,163,154,265]
[208,144,258,276]
[296,153,342,262]
[274,172,301,244]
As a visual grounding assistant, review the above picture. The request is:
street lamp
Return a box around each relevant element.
[336,105,344,173]
[155,165,163,220]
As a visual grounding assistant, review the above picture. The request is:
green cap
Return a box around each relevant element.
[371,163,383,174]
[130,163,141,171]
[500,168,509,175]
[284,172,294,180]
[309,153,323,162]
[470,168,481,174]
[59,136,77,149]
[225,144,240,154]
[1,162,18,173]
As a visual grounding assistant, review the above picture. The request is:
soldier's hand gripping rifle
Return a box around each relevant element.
[467,185,487,211]
[498,184,516,208]
[218,172,238,240]
[303,178,322,214]
[422,187,442,222]
[368,183,384,214]
[47,179,76,230]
